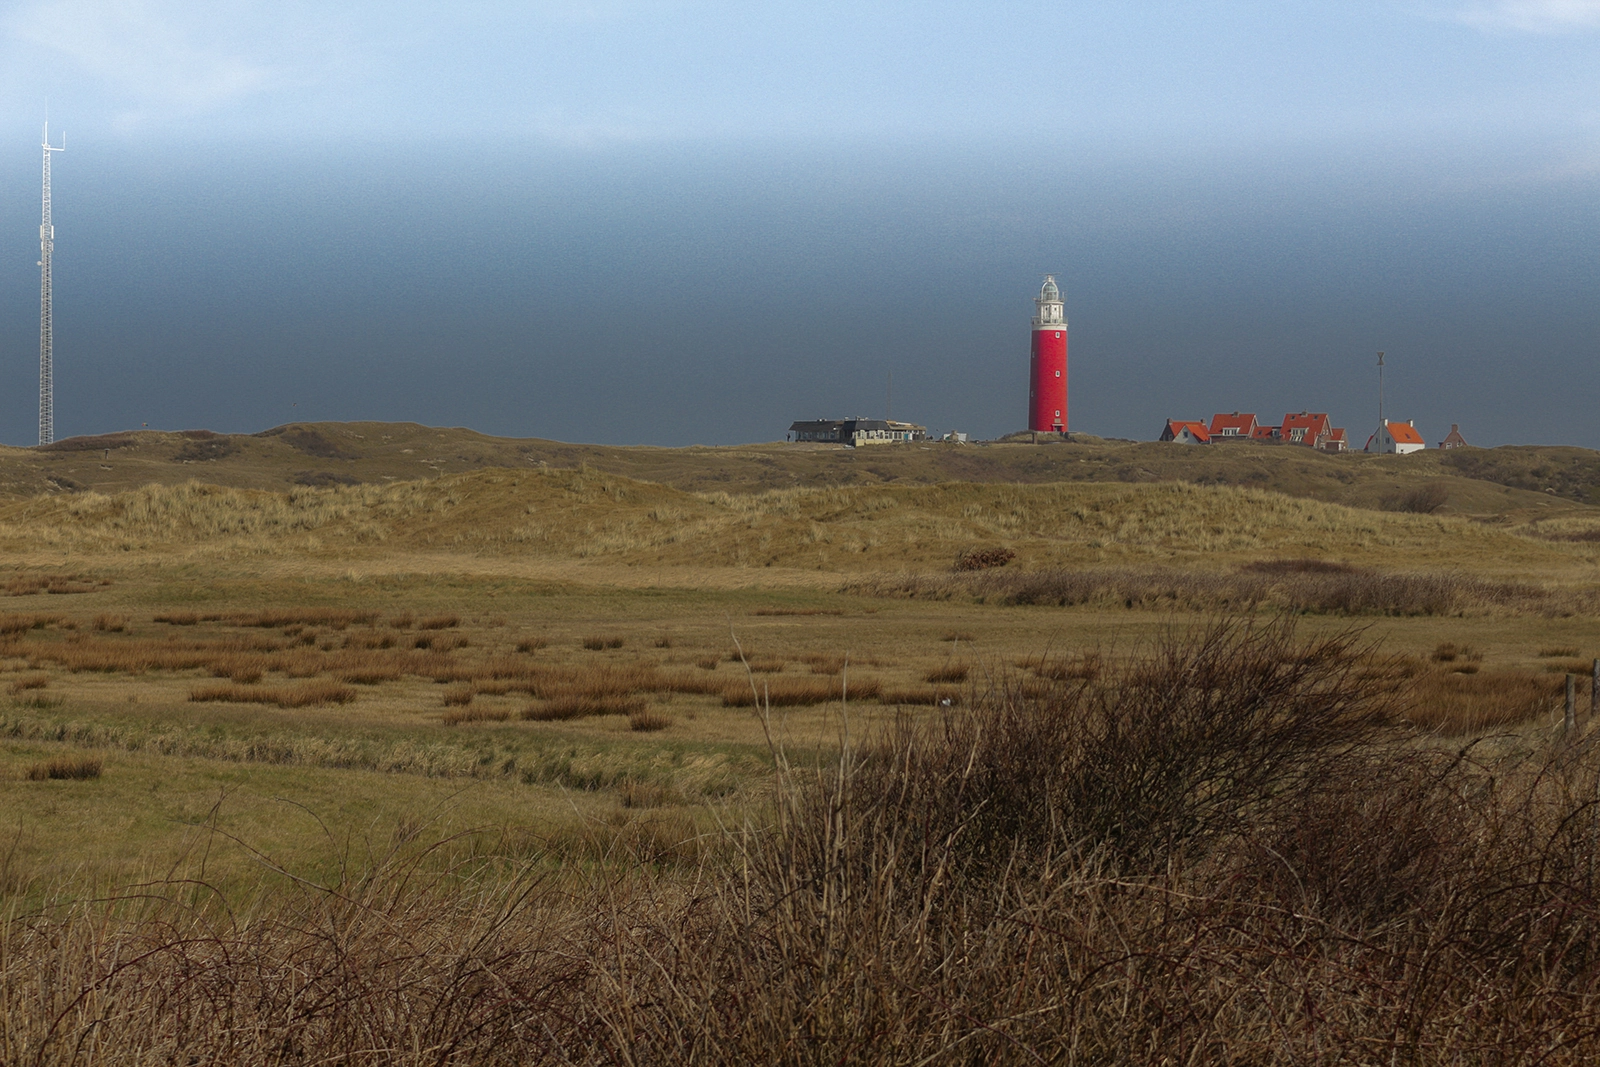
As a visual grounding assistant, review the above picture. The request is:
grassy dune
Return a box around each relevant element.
[4,467,1597,580]
[5,419,1600,513]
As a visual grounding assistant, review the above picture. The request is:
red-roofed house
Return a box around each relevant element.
[1439,424,1468,450]
[1251,423,1281,443]
[1159,419,1211,444]
[1318,427,1348,453]
[1280,411,1331,447]
[1364,420,1426,455]
[1208,412,1258,441]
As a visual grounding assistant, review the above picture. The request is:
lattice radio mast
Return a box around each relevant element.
[39,121,65,446]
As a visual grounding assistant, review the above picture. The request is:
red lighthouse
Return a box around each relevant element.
[1027,275,1068,433]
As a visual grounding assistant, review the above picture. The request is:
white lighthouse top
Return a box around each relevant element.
[1032,274,1066,329]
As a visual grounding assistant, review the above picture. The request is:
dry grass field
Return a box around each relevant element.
[3,423,1600,1063]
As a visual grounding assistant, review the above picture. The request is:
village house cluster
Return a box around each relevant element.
[1159,412,1467,454]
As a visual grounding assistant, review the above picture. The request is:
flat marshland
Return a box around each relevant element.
[3,425,1600,1063]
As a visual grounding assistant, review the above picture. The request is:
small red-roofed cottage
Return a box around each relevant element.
[1251,423,1281,443]
[1159,420,1211,444]
[1439,424,1468,450]
[1318,427,1348,453]
[1279,411,1332,447]
[1208,412,1258,441]
[1364,420,1426,455]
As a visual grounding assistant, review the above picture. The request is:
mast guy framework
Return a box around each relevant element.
[39,123,64,446]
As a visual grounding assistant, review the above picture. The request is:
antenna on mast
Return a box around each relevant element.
[39,119,65,446]
[1376,350,1385,430]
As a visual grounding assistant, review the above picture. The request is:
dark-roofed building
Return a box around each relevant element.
[1364,420,1426,455]
[788,418,927,446]
[1159,419,1211,444]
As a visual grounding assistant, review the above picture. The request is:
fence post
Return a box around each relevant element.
[1592,658,1599,719]
[1566,674,1577,734]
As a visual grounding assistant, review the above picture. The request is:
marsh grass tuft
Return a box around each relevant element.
[189,680,358,708]
[4,573,108,596]
[24,755,102,780]
[628,709,673,732]
[441,684,476,707]
[7,674,49,694]
[924,663,968,683]
[440,705,511,726]
[523,695,646,721]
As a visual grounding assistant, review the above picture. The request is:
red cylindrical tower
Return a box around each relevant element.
[1028,275,1068,433]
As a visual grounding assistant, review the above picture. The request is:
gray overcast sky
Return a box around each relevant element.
[0,1,1596,447]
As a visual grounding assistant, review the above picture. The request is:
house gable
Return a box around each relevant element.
[1208,412,1257,439]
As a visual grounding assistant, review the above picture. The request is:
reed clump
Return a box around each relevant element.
[1402,665,1564,733]
[523,695,647,721]
[4,573,108,596]
[188,680,358,708]
[721,675,876,707]
[440,705,511,726]
[7,674,49,694]
[628,709,673,732]
[23,755,102,780]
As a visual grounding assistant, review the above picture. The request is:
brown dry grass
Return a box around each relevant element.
[628,709,673,732]
[7,674,49,694]
[440,683,475,706]
[877,686,959,706]
[721,675,878,707]
[1402,666,1566,733]
[10,619,1600,1063]
[440,705,511,726]
[851,563,1597,617]
[1,613,65,634]
[523,695,647,721]
[3,573,108,596]
[188,680,358,708]
[924,663,968,683]
[23,755,102,780]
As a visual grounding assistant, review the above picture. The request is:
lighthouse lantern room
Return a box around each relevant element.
[1028,275,1068,433]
